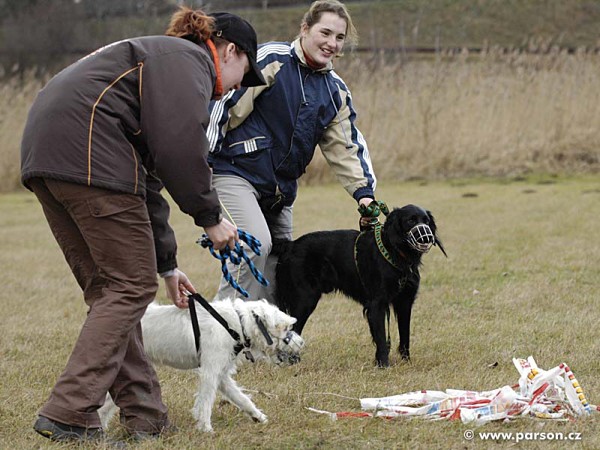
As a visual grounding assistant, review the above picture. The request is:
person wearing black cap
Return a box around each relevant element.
[207,0,377,302]
[210,11,266,89]
[21,6,264,444]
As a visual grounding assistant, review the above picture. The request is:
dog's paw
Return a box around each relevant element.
[376,359,390,368]
[196,422,214,433]
[253,412,268,424]
[399,347,411,362]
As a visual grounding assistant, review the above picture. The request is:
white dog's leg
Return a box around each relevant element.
[97,393,118,429]
[219,373,268,424]
[191,364,222,433]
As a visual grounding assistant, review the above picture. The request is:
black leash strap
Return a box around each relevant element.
[188,293,242,354]
[253,312,274,346]
[188,293,201,354]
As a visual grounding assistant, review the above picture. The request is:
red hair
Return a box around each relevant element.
[165,6,214,44]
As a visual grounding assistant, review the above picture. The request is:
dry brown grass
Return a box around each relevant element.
[307,49,600,184]
[2,51,600,193]
[0,71,49,192]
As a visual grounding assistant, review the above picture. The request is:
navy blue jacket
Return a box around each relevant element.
[208,39,376,206]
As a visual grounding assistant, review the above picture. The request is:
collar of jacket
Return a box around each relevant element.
[206,39,224,98]
[292,39,333,73]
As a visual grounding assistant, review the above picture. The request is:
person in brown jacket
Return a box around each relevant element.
[20,7,266,443]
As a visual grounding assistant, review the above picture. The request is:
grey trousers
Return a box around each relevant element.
[29,178,168,432]
[212,174,293,302]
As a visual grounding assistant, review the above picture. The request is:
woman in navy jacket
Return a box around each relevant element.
[208,0,377,301]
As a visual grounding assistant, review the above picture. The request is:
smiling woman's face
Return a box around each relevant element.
[300,11,347,68]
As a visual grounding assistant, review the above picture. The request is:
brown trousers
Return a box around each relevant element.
[29,178,168,432]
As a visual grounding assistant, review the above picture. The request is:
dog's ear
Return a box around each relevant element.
[383,209,406,250]
[427,210,447,258]
[277,312,296,332]
[263,304,297,333]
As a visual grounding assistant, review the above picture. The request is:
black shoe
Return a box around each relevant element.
[34,415,103,442]
[34,415,127,447]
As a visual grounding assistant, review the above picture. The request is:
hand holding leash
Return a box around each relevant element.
[358,199,389,231]
[198,229,269,298]
[203,217,238,251]
[164,268,195,309]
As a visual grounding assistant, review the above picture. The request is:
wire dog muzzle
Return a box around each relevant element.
[276,331,305,365]
[406,223,435,253]
[284,331,304,353]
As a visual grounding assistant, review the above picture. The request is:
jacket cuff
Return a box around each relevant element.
[193,208,223,228]
[159,269,177,278]
[157,256,177,275]
[353,187,375,202]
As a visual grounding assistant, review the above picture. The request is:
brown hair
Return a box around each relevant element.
[165,6,214,45]
[301,0,358,48]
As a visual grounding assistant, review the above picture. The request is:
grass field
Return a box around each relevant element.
[1,176,599,449]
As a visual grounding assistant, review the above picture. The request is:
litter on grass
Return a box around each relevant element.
[308,356,597,426]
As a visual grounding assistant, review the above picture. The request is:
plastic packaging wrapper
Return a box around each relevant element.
[307,356,596,425]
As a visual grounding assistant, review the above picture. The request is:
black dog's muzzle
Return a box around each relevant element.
[275,331,305,365]
[406,224,435,253]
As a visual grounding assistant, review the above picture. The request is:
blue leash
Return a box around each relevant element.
[197,230,269,298]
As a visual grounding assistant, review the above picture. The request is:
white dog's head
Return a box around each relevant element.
[240,299,304,366]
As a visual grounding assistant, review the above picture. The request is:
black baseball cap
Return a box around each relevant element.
[210,12,266,87]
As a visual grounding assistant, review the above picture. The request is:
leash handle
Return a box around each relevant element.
[358,200,390,219]
[358,200,389,231]
[197,229,269,298]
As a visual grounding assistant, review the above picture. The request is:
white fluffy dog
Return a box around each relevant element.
[98,298,304,432]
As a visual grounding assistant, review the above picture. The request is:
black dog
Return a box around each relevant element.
[273,204,446,367]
